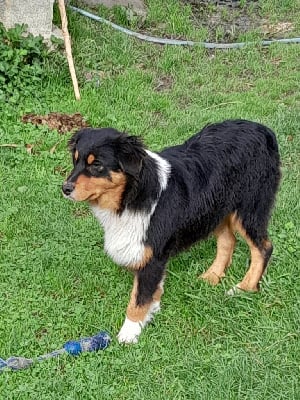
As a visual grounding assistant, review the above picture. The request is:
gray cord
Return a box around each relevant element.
[69,5,300,49]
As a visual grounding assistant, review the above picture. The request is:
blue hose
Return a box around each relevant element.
[69,5,300,49]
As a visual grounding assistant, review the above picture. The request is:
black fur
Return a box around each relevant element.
[137,120,280,303]
[64,120,281,312]
[147,120,280,255]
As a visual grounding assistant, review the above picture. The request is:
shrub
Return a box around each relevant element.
[0,23,48,103]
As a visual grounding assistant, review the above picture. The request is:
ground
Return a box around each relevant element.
[0,0,299,398]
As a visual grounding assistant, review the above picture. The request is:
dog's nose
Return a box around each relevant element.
[62,181,74,196]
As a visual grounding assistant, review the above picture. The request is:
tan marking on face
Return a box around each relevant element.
[72,171,126,211]
[126,275,164,322]
[201,214,236,285]
[87,154,95,165]
[129,246,153,270]
[74,150,79,161]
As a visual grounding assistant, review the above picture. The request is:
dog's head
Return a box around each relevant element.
[62,128,146,210]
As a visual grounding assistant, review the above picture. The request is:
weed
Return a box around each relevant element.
[0,23,48,103]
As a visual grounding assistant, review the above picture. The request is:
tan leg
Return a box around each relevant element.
[201,216,236,285]
[126,274,164,323]
[231,218,270,292]
[117,274,164,344]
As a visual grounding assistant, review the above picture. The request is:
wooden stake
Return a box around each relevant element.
[58,0,80,100]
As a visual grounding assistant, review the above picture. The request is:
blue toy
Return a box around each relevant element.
[0,331,111,372]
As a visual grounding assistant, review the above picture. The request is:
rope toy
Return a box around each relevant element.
[0,331,110,372]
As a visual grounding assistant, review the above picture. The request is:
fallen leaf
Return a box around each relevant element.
[25,144,34,154]
[49,139,64,154]
[271,57,283,66]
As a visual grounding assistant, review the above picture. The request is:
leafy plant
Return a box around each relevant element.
[0,23,48,103]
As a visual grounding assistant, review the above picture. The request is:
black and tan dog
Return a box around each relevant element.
[62,120,281,343]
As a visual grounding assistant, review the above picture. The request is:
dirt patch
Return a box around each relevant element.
[186,1,261,41]
[183,1,294,42]
[22,112,89,134]
[154,76,174,92]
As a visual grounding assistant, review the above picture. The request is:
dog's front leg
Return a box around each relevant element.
[117,258,166,344]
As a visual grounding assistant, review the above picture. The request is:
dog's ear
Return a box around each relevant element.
[116,134,146,179]
[68,128,89,152]
[68,130,83,152]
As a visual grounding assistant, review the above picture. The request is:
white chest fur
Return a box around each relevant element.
[91,151,171,267]
[91,206,153,267]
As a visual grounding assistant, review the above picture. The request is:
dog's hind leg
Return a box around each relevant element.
[201,216,236,285]
[228,216,273,294]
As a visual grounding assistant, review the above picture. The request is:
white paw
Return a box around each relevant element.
[117,318,142,344]
[226,285,243,296]
[143,301,161,324]
[151,301,161,314]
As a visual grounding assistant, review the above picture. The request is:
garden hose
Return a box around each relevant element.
[69,5,300,49]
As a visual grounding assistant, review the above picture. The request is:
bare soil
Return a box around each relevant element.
[183,1,294,42]
[22,112,89,134]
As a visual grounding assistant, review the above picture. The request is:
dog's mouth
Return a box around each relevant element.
[62,191,75,201]
[62,187,98,202]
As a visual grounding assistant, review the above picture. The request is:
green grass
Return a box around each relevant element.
[0,0,300,398]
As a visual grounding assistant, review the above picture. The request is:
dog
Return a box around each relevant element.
[62,120,281,344]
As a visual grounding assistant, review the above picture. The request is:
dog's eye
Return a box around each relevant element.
[92,161,104,170]
[87,161,104,175]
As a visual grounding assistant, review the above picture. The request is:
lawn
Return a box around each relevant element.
[0,0,299,398]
